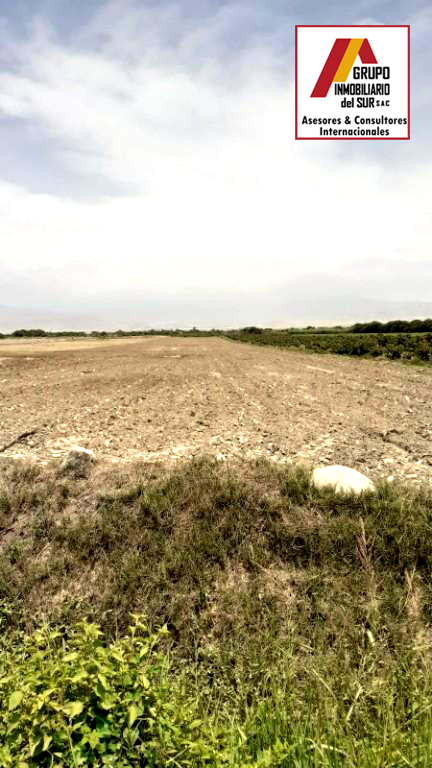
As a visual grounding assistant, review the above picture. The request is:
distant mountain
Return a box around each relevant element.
[1,285,432,334]
[0,305,97,334]
[269,295,432,328]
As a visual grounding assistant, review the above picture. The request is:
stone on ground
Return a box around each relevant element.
[312,465,376,495]
[61,446,95,474]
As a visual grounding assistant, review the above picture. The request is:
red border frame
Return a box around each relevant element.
[295,25,410,140]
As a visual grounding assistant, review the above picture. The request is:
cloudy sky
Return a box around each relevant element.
[0,0,430,330]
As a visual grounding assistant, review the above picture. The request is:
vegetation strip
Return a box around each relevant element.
[2,322,432,364]
[1,457,432,765]
[226,328,432,364]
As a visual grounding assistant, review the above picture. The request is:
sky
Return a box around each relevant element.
[0,0,431,330]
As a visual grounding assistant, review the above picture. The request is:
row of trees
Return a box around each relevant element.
[2,320,432,339]
[350,319,432,333]
[0,328,217,339]
[239,320,432,335]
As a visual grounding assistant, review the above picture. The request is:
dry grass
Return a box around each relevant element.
[1,456,432,764]
[1,457,431,661]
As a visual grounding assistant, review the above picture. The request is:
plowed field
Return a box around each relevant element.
[1,335,431,483]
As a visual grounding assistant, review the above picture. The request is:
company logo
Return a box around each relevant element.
[311,39,377,98]
[295,26,410,140]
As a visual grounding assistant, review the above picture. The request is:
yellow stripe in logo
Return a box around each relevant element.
[333,39,364,82]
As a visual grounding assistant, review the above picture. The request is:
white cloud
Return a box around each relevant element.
[0,1,431,326]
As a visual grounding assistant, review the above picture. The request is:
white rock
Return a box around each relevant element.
[61,445,95,473]
[312,465,376,496]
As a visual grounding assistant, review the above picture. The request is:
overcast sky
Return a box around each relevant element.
[0,0,431,330]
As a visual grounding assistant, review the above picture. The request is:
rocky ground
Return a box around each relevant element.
[0,335,431,483]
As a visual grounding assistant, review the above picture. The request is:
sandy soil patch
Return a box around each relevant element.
[0,336,431,483]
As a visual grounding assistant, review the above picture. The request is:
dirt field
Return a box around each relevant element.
[0,335,431,483]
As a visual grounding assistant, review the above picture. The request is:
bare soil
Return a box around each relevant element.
[0,336,431,483]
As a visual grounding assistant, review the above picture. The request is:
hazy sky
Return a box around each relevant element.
[0,0,431,330]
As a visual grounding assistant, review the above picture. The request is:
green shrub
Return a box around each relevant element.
[0,616,214,767]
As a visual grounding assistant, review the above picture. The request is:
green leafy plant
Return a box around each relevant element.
[0,616,214,767]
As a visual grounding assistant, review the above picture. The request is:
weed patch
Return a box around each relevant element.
[1,458,432,764]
